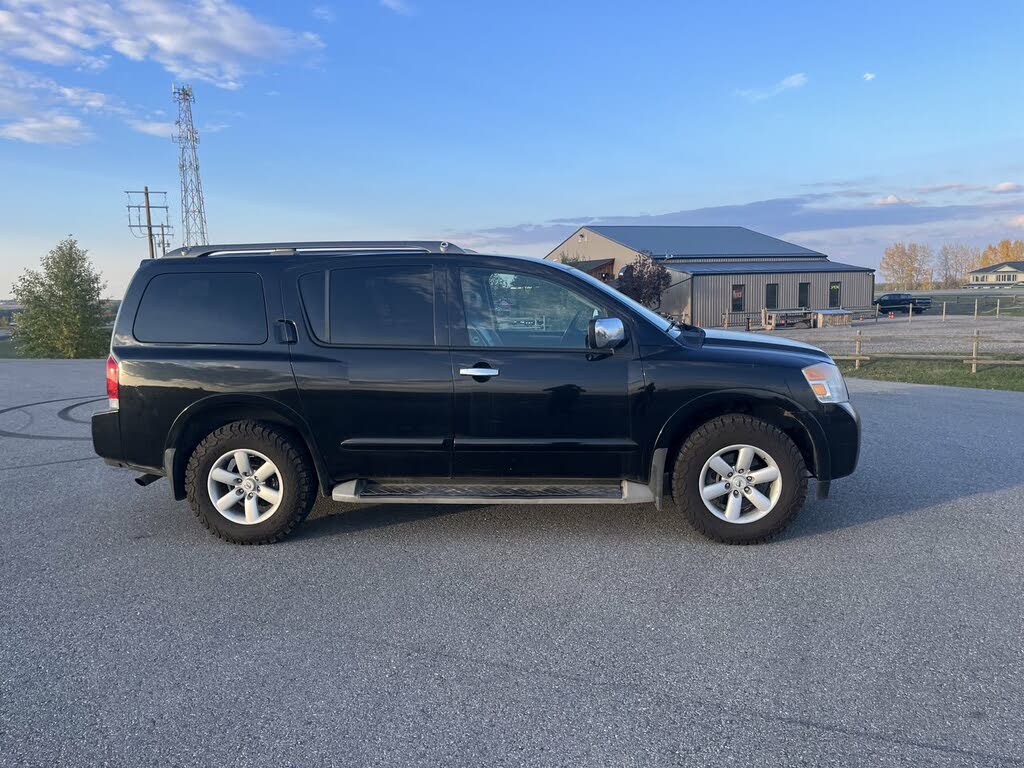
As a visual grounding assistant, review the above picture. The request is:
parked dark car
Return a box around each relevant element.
[92,241,860,545]
[873,293,932,313]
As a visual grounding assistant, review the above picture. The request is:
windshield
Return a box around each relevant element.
[553,263,674,332]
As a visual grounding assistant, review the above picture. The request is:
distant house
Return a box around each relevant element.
[967,261,1024,288]
[545,225,874,326]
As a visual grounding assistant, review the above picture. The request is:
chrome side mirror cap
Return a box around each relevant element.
[588,317,626,349]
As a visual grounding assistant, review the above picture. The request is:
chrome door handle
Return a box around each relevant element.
[459,367,499,377]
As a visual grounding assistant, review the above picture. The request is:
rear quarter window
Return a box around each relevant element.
[133,272,268,344]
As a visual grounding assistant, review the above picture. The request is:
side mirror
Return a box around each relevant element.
[588,317,626,350]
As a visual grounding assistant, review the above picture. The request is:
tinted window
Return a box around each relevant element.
[134,272,267,344]
[326,265,434,346]
[460,268,605,349]
[798,282,810,308]
[765,283,779,310]
[731,284,745,312]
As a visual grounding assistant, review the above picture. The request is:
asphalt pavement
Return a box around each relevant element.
[1,360,1022,767]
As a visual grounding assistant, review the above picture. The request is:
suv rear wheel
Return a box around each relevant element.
[185,421,316,544]
[671,414,807,544]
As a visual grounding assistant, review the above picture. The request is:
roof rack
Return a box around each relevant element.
[163,241,464,259]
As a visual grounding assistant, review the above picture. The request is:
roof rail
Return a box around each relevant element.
[163,241,464,258]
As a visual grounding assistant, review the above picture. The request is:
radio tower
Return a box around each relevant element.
[173,84,209,246]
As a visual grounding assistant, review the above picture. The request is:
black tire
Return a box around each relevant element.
[185,420,316,544]
[670,414,807,544]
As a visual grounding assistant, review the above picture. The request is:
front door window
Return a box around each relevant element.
[460,268,605,349]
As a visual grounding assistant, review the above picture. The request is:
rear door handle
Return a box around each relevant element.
[459,367,499,377]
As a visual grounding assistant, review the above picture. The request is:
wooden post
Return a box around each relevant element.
[723,312,728,328]
[908,302,913,323]
[996,298,1001,318]
[874,303,879,322]
[855,329,862,370]
[942,301,947,322]
[974,298,979,320]
[971,329,980,374]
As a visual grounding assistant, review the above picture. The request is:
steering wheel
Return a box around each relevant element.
[560,308,585,345]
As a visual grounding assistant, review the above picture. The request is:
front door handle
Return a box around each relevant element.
[459,367,499,377]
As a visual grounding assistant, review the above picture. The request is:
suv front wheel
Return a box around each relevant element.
[671,414,807,544]
[185,421,316,544]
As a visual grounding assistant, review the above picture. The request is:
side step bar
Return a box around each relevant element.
[331,479,655,505]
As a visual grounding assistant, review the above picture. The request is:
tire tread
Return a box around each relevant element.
[184,420,315,545]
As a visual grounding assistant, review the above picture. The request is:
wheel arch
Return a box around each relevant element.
[650,388,828,500]
[163,394,331,500]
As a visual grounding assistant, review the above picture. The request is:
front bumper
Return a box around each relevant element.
[824,401,861,480]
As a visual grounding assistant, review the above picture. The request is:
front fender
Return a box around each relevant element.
[650,387,831,484]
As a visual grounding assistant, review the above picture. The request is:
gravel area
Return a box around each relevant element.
[1,361,1023,767]
[769,315,1024,355]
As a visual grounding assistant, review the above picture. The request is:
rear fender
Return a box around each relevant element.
[164,394,331,500]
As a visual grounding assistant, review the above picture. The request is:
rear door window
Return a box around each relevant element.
[133,272,267,344]
[298,265,436,346]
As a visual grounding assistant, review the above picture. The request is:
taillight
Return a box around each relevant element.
[106,355,119,410]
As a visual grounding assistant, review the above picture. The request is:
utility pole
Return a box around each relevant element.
[126,189,172,257]
[143,186,155,259]
[173,83,209,246]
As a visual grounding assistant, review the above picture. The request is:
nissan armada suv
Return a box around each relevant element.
[92,241,860,545]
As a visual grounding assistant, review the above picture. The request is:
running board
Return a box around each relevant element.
[331,479,655,505]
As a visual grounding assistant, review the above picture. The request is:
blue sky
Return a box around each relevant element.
[1,0,1023,295]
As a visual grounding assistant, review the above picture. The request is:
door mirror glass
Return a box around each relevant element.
[588,317,626,349]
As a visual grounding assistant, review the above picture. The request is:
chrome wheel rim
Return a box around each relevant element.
[207,449,284,525]
[699,444,782,524]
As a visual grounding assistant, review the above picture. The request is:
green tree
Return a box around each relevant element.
[616,255,671,308]
[11,237,108,358]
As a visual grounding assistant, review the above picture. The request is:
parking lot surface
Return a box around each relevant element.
[1,360,1022,767]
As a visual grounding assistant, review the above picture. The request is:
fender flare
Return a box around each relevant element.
[162,394,331,500]
[649,387,830,492]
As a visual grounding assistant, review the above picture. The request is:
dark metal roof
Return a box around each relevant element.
[585,225,825,259]
[663,260,874,276]
[571,258,614,272]
[970,260,1024,274]
[163,241,465,258]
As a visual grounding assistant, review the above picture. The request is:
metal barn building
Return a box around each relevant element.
[545,225,875,326]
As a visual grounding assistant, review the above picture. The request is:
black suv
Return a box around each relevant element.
[873,293,932,313]
[92,241,860,545]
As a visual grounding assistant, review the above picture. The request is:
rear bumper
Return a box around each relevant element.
[91,408,122,462]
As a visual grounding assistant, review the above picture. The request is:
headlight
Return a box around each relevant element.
[802,362,849,404]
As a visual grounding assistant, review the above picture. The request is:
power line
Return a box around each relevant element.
[126,187,173,258]
[173,83,209,247]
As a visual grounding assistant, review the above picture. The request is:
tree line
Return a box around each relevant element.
[880,239,1024,290]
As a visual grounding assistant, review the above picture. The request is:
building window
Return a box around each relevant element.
[798,282,810,308]
[829,282,842,308]
[765,283,779,310]
[731,284,745,312]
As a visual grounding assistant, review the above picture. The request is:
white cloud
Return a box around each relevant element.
[380,0,413,15]
[870,194,921,206]
[0,113,91,143]
[0,0,323,90]
[917,182,980,194]
[312,4,335,22]
[1010,214,1024,228]
[862,72,876,81]
[126,118,174,138]
[738,72,808,101]
[991,181,1022,194]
